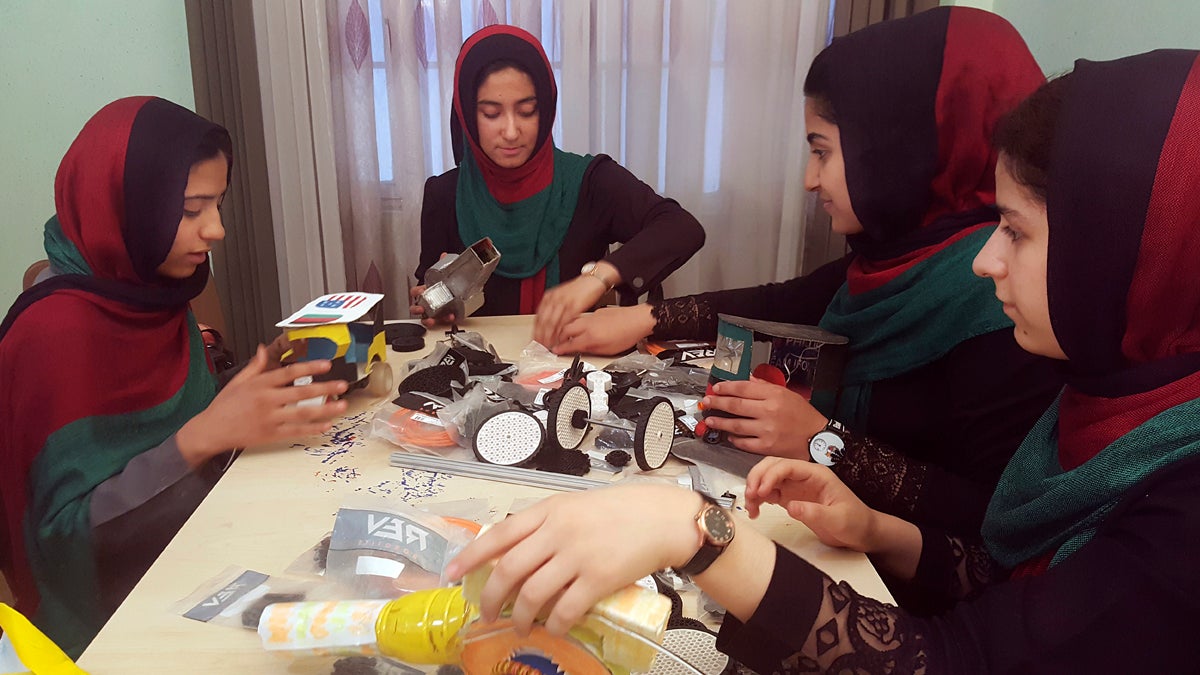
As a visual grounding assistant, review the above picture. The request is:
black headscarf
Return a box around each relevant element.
[805,7,1043,264]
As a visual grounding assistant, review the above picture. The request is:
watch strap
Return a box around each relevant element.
[824,418,847,435]
[674,541,724,578]
[582,261,617,291]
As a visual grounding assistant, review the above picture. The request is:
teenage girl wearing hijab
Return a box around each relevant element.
[0,97,349,656]
[538,8,1061,532]
[449,48,1200,673]
[411,25,705,338]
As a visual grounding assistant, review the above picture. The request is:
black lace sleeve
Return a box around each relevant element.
[831,428,996,531]
[831,432,925,521]
[717,543,931,674]
[645,255,854,343]
[649,296,718,341]
[719,458,1200,673]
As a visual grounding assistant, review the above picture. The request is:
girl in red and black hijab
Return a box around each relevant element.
[413,25,704,336]
[552,8,1061,532]
[0,97,347,656]
[981,49,1200,577]
[448,49,1200,674]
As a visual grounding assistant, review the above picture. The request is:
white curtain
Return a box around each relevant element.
[257,0,830,317]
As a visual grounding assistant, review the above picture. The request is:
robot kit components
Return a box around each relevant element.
[699,314,848,444]
[473,383,677,472]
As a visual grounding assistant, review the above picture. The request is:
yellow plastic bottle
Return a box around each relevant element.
[257,586,475,663]
[375,586,475,663]
[259,581,668,672]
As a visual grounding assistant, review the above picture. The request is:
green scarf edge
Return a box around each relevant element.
[812,226,1011,425]
[44,215,91,276]
[983,392,1200,570]
[455,146,593,288]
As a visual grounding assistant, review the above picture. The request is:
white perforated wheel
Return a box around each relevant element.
[473,410,544,466]
[650,628,729,675]
[365,361,393,397]
[635,397,676,470]
[548,383,591,450]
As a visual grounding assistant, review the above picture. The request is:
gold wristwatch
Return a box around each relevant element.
[580,261,616,291]
[672,492,735,577]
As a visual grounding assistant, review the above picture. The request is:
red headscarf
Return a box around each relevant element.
[996,51,1200,579]
[1047,52,1200,469]
[450,24,558,205]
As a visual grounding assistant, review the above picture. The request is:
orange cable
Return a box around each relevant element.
[388,407,459,448]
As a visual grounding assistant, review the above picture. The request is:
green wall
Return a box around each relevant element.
[946,0,1200,76]
[0,1,193,308]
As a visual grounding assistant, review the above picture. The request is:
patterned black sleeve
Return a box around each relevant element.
[832,432,926,521]
[646,255,854,342]
[720,458,1200,672]
[831,427,996,532]
[649,295,718,341]
[717,543,931,674]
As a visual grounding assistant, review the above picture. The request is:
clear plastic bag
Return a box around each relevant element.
[176,566,326,631]
[605,351,670,375]
[372,401,468,457]
[444,330,494,356]
[320,499,479,599]
[514,342,595,387]
[639,365,710,397]
[592,411,636,452]
[435,384,518,447]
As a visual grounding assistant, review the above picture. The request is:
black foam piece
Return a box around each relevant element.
[390,336,425,352]
[451,346,498,365]
[535,448,590,476]
[604,369,642,405]
[653,575,686,623]
[668,616,711,632]
[396,364,465,398]
[384,323,426,341]
[467,361,513,376]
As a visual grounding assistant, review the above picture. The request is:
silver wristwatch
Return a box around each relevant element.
[809,418,848,466]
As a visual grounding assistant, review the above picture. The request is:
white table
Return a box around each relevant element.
[77,315,892,673]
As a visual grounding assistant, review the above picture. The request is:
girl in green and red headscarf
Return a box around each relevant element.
[411,25,705,339]
[0,97,348,656]
[548,8,1061,533]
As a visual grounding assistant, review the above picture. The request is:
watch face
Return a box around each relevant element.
[810,430,845,467]
[581,261,596,275]
[701,505,735,546]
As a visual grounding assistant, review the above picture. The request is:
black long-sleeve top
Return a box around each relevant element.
[416,155,705,315]
[89,436,226,616]
[717,453,1200,673]
[651,255,1062,532]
